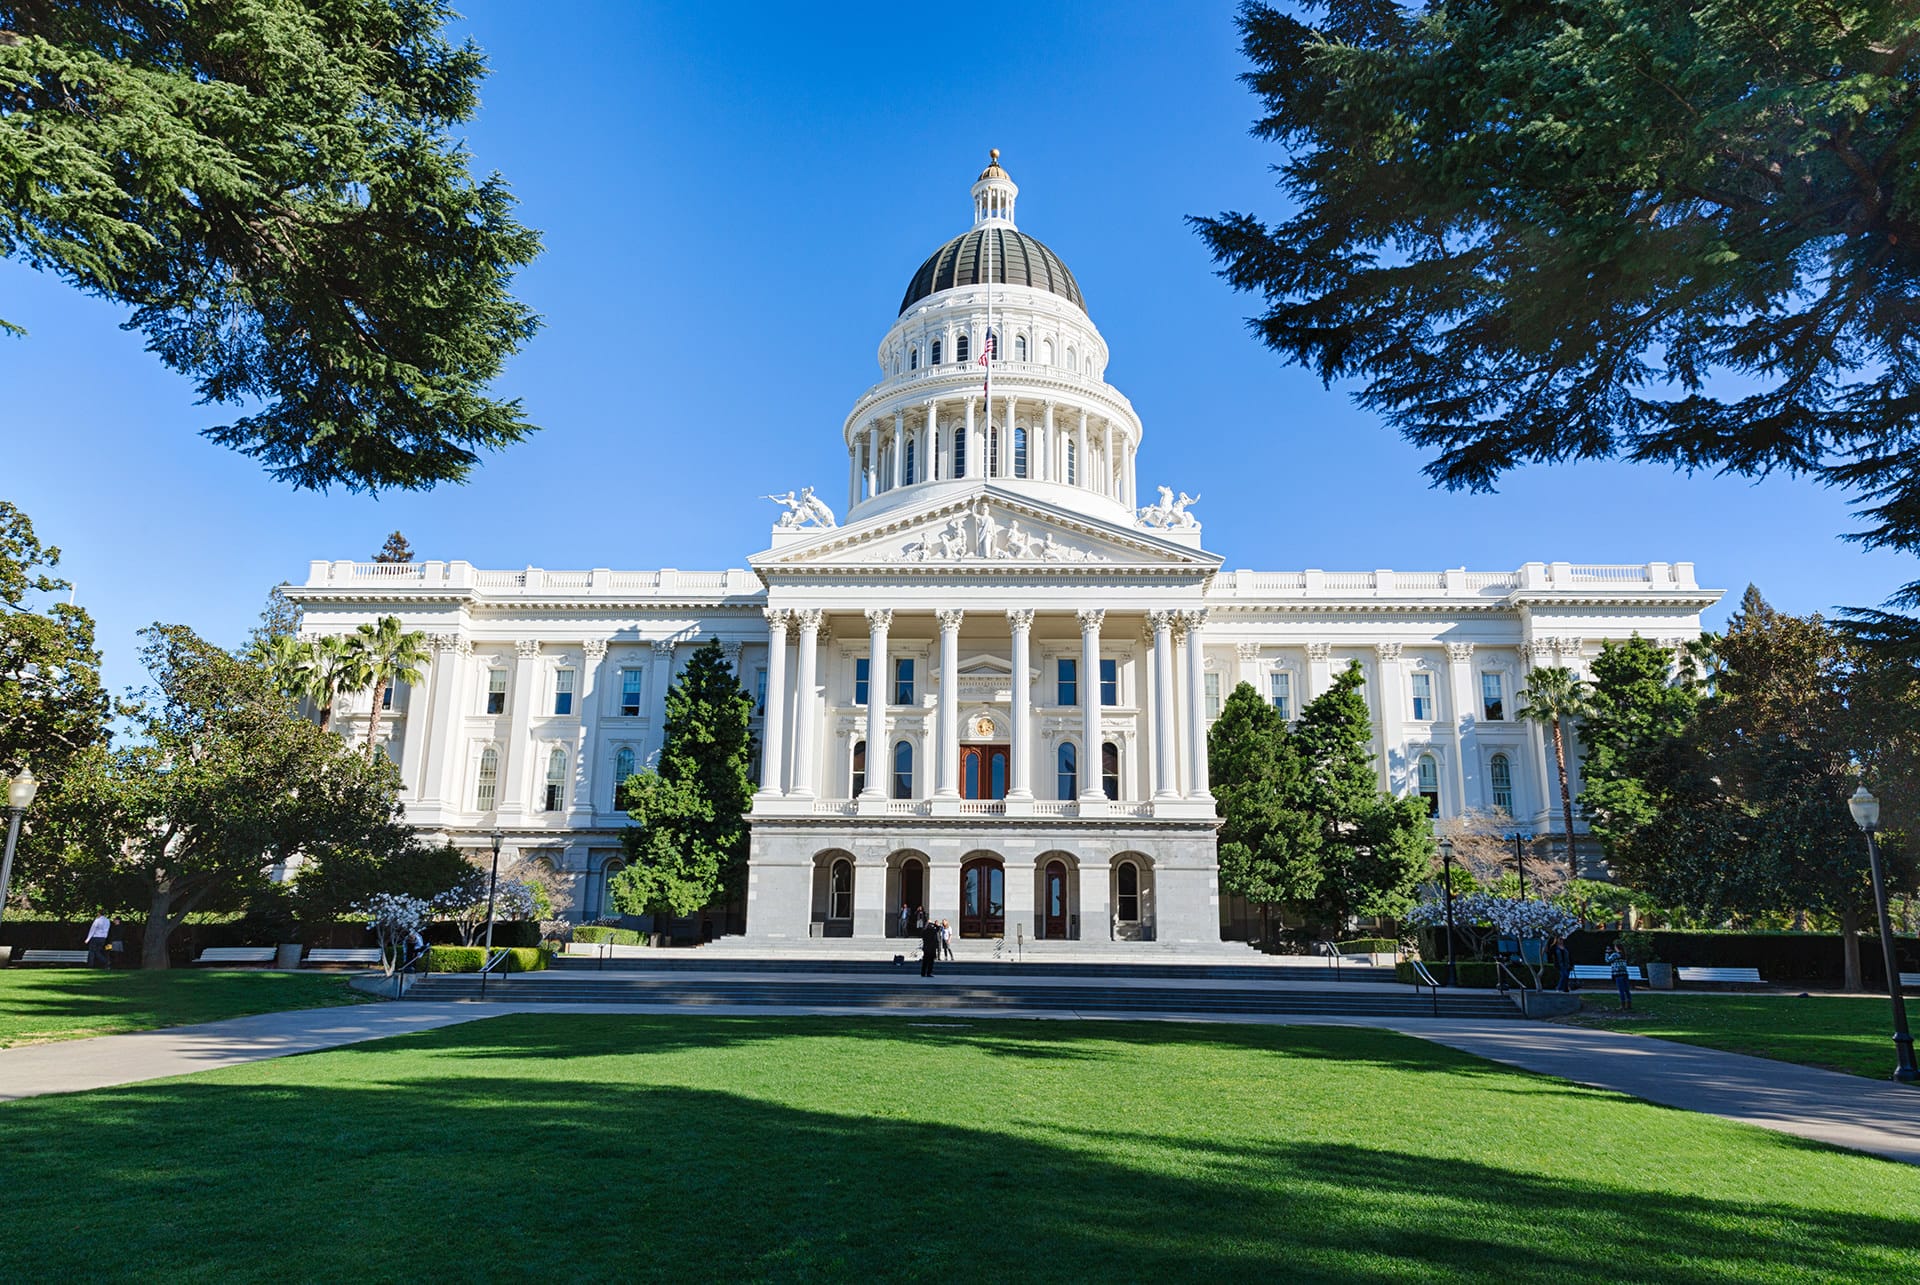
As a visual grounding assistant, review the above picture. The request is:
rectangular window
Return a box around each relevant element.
[1481,672,1504,721]
[894,657,915,706]
[380,683,394,711]
[1204,672,1222,721]
[1268,672,1292,720]
[1411,672,1434,721]
[553,668,575,716]
[485,669,507,715]
[1490,754,1514,813]
[619,668,643,716]
[755,668,767,716]
[1057,658,1078,707]
[1100,658,1118,706]
[854,657,870,706]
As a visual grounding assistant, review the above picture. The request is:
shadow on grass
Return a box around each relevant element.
[0,970,363,1042]
[0,1018,1913,1281]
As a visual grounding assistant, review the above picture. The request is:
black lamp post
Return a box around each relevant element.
[482,827,504,997]
[1509,831,1530,898]
[0,766,39,928]
[1438,836,1458,987]
[1847,787,1918,1084]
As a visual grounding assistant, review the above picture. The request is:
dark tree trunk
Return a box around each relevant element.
[1840,902,1864,992]
[142,890,175,970]
[1552,718,1577,881]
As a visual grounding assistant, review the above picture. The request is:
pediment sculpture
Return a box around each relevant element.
[766,486,837,529]
[888,504,1109,564]
[1137,485,1199,530]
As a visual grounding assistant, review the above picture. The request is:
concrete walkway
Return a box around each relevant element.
[3,1000,1916,1166]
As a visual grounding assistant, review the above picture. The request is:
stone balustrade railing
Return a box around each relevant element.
[1210,561,1700,599]
[304,562,763,596]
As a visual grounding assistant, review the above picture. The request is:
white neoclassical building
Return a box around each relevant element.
[289,155,1720,946]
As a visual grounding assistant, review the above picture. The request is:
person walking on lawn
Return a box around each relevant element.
[1606,943,1634,1011]
[84,913,113,968]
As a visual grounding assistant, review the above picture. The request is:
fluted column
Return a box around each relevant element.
[847,446,858,510]
[1008,609,1035,799]
[925,401,939,481]
[789,609,822,797]
[1149,610,1179,799]
[1077,409,1090,490]
[937,609,963,797]
[1184,609,1212,800]
[1077,609,1106,801]
[864,425,878,498]
[1040,401,1055,481]
[891,410,905,490]
[964,396,977,479]
[758,609,789,797]
[861,609,891,798]
[571,638,606,823]
[1005,393,1018,477]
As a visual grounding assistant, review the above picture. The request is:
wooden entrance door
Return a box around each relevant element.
[960,745,1010,800]
[1043,860,1069,939]
[959,857,1005,938]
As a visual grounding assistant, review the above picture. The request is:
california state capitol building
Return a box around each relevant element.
[287,155,1720,949]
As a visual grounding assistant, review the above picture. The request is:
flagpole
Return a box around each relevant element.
[984,151,994,471]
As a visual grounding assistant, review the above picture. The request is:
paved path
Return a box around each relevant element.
[4,1000,1916,1166]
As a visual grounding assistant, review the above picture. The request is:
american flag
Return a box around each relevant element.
[980,328,996,393]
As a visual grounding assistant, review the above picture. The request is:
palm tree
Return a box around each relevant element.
[1518,665,1592,881]
[249,633,314,704]
[348,616,430,760]
[307,634,367,733]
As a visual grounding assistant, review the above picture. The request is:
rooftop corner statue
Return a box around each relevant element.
[287,153,1720,948]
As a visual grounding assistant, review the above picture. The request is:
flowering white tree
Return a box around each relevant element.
[1407,893,1584,988]
[441,876,542,944]
[353,892,430,976]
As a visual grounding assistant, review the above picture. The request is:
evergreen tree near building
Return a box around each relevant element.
[610,640,755,942]
[1209,681,1320,942]
[0,501,111,790]
[1578,636,1703,871]
[374,532,415,563]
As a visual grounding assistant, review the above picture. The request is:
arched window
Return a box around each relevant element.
[1056,741,1078,800]
[1013,426,1029,478]
[544,748,567,812]
[1065,346,1077,372]
[852,739,867,795]
[1015,333,1028,361]
[904,437,917,486]
[909,345,919,370]
[1490,753,1514,813]
[956,333,970,363]
[1117,860,1140,922]
[1041,338,1054,365]
[830,858,853,920]
[1066,439,1077,486]
[953,423,968,477]
[1417,755,1440,817]
[988,426,1002,478]
[931,338,943,365]
[1103,741,1121,800]
[614,746,636,811]
[474,747,498,812]
[892,740,913,799]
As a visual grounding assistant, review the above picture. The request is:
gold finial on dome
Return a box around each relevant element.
[990,148,999,163]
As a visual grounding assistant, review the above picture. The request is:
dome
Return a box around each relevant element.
[898,227,1086,316]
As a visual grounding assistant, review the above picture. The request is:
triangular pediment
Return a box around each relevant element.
[750,484,1220,573]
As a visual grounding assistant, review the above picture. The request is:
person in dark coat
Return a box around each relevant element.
[919,919,941,977]
[1552,936,1573,992]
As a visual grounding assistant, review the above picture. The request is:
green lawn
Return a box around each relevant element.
[1561,992,1920,1080]
[1,1016,1914,1281]
[0,969,371,1047]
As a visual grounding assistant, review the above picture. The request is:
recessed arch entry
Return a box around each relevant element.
[810,848,857,938]
[1037,851,1079,940]
[959,852,1005,938]
[885,849,930,936]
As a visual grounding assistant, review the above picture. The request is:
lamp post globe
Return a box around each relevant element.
[1847,786,1918,1083]
[0,765,39,928]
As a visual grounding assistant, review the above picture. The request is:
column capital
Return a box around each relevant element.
[720,640,744,668]
[865,608,893,632]
[582,638,608,660]
[1006,608,1035,633]
[428,631,466,654]
[762,606,791,631]
[1181,608,1210,630]
[1307,641,1333,661]
[1146,608,1178,634]
[1446,641,1475,662]
[514,639,542,659]
[936,608,965,633]
[651,639,677,658]
[1076,608,1106,633]
[792,608,824,633]
[1375,641,1403,661]
[1236,641,1261,661]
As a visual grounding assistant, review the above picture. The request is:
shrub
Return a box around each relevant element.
[425,945,550,973]
[1567,929,1918,986]
[573,926,644,946]
[1336,937,1397,955]
[1615,931,1659,966]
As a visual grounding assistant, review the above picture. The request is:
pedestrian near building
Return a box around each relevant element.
[919,919,941,977]
[940,919,954,962]
[899,901,911,938]
[1552,936,1573,993]
[1606,943,1633,1011]
[84,913,112,968]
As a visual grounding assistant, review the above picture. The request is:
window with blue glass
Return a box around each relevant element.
[894,657,914,705]
[1100,658,1118,706]
[1411,672,1434,721]
[1057,741,1077,800]
[1057,657,1077,706]
[892,740,913,798]
[855,657,870,706]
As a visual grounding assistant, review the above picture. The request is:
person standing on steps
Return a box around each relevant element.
[940,918,954,962]
[1606,942,1634,1011]
[899,901,911,938]
[920,918,941,977]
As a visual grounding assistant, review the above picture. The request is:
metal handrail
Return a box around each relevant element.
[391,945,432,999]
[478,947,510,999]
[1494,958,1530,994]
[1407,959,1441,1017]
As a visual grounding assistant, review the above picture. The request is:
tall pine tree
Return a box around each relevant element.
[610,639,755,942]
[1578,635,1702,872]
[1209,681,1319,942]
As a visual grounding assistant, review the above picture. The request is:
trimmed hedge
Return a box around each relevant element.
[1396,961,1563,989]
[1567,930,1919,987]
[573,926,645,946]
[426,945,550,973]
[1336,938,1397,955]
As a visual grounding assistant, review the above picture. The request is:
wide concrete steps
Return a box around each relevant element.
[402,973,1520,1019]
[551,954,1391,984]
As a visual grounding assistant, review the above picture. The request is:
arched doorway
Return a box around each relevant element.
[1043,859,1069,939]
[960,856,1005,938]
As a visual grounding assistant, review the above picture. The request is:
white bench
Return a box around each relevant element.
[1569,964,1643,983]
[1676,966,1763,986]
[17,949,92,965]
[1899,973,1920,989]
[305,948,383,967]
[194,946,277,966]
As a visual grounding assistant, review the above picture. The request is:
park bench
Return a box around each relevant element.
[1569,964,1643,984]
[1899,973,1920,990]
[194,946,278,967]
[17,949,92,965]
[1676,966,1763,987]
[304,948,383,967]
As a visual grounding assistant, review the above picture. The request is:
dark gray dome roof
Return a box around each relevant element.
[899,227,1086,315]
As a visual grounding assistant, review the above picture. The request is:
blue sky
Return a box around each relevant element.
[2,0,1908,699]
